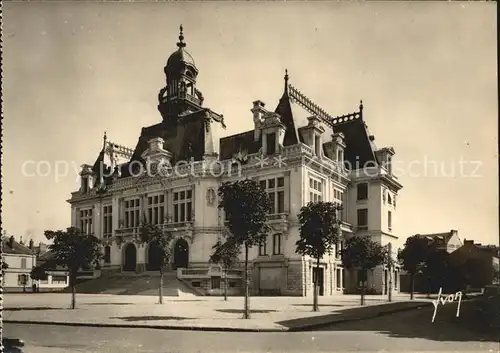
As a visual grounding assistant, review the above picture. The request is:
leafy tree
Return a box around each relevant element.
[218,179,272,319]
[422,246,449,295]
[44,227,102,309]
[30,265,49,282]
[295,202,342,311]
[139,221,175,304]
[209,236,241,301]
[341,235,387,305]
[398,235,430,299]
[492,263,500,285]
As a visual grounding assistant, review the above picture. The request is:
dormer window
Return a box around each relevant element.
[266,132,276,155]
[357,183,368,201]
[314,135,321,157]
[82,177,89,193]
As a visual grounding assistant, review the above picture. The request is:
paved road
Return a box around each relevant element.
[4,301,498,353]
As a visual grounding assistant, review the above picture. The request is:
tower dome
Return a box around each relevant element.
[165,25,197,74]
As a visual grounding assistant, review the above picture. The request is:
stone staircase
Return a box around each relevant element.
[63,271,200,297]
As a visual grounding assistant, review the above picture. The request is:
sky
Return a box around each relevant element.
[2,2,498,248]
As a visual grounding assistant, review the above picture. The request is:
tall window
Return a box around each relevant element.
[266,133,276,155]
[357,183,368,200]
[173,190,192,223]
[357,209,368,230]
[333,189,344,221]
[272,234,282,255]
[79,209,93,234]
[259,237,267,256]
[103,205,113,237]
[314,135,321,156]
[336,268,342,289]
[309,177,323,203]
[124,198,141,228]
[388,211,392,231]
[260,177,285,214]
[387,155,393,174]
[148,194,165,225]
[335,240,343,259]
[21,258,27,269]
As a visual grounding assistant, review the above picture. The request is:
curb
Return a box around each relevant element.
[3,320,288,333]
[287,302,433,332]
[4,303,431,333]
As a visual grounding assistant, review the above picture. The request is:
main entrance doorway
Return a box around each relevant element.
[123,243,137,272]
[173,238,189,270]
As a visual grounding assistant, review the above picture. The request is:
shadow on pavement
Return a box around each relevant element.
[292,304,344,308]
[216,309,277,314]
[111,316,193,321]
[85,303,134,306]
[5,307,58,311]
[314,300,500,343]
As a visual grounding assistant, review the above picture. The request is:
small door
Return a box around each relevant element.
[313,267,325,296]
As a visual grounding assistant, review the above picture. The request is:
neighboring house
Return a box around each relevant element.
[419,229,462,253]
[66,26,402,296]
[2,236,36,292]
[449,239,500,288]
[34,250,70,292]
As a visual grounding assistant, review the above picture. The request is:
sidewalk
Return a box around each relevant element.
[3,293,432,332]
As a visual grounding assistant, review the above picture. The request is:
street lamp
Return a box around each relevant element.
[388,242,393,302]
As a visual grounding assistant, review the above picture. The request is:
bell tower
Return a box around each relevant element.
[158,25,204,123]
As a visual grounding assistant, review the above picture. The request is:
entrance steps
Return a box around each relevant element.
[62,271,200,297]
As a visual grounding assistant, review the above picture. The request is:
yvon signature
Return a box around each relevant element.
[431,287,463,323]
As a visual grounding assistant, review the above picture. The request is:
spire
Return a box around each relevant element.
[284,69,289,95]
[359,100,364,118]
[103,131,107,151]
[177,25,186,48]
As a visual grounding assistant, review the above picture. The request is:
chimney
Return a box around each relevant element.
[8,236,14,248]
[19,236,24,246]
[29,239,34,250]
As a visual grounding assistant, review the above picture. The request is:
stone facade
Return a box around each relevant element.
[67,26,403,297]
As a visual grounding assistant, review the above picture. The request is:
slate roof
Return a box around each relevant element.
[419,231,457,246]
[2,237,34,256]
[219,84,378,169]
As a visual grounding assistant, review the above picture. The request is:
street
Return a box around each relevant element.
[4,300,498,353]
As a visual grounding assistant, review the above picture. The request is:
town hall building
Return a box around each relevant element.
[68,26,403,297]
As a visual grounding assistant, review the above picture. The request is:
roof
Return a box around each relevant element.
[36,251,67,271]
[418,231,457,245]
[219,83,378,168]
[2,237,34,256]
[167,48,196,69]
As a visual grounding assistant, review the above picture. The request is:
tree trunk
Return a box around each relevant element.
[243,245,250,319]
[361,281,365,306]
[388,269,393,302]
[313,257,320,312]
[410,274,415,300]
[70,272,76,309]
[224,269,228,301]
[159,268,164,304]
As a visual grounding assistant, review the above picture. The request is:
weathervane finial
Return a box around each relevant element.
[177,25,186,48]
[284,69,289,94]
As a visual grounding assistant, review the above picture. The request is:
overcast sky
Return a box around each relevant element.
[2,2,497,247]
